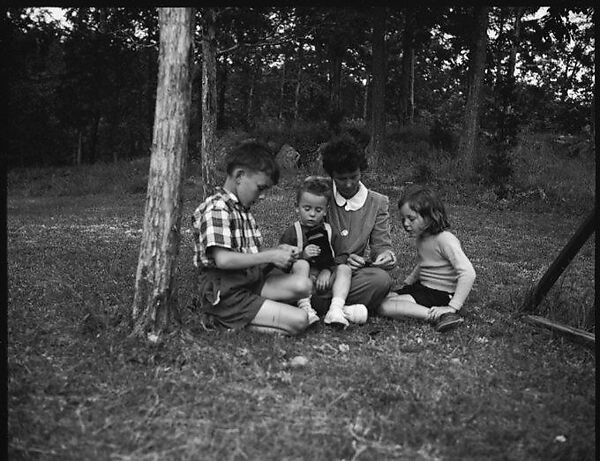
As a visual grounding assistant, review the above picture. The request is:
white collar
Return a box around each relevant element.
[333,181,368,211]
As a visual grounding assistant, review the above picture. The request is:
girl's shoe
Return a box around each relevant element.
[342,304,368,324]
[324,306,349,328]
[302,306,320,326]
[434,313,464,332]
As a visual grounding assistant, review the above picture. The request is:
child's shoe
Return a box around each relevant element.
[324,306,349,328]
[342,304,368,324]
[434,312,464,332]
[302,305,320,326]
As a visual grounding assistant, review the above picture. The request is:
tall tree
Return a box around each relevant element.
[368,7,386,169]
[458,6,489,172]
[131,7,194,338]
[398,8,417,126]
[200,8,218,199]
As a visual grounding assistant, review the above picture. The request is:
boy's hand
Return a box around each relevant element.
[315,269,332,292]
[427,306,457,321]
[346,254,367,271]
[269,247,299,269]
[303,244,321,259]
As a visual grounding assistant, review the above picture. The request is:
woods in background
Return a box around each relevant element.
[5,7,595,172]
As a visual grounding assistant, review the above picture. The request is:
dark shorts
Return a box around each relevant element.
[394,282,453,308]
[197,266,268,330]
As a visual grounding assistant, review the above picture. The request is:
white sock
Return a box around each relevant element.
[329,297,344,311]
[298,297,312,310]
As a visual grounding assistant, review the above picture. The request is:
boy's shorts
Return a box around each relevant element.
[197,266,268,330]
[394,282,453,308]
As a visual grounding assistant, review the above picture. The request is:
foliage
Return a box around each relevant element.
[4,7,594,169]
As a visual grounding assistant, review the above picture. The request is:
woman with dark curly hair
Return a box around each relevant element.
[317,135,396,317]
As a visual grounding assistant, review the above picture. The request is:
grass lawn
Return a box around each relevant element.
[7,172,595,461]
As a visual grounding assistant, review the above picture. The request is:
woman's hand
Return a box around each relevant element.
[315,269,332,292]
[371,250,395,269]
[346,254,367,271]
[427,305,457,321]
[303,244,321,259]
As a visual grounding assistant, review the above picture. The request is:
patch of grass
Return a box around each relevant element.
[7,157,151,197]
[8,166,595,460]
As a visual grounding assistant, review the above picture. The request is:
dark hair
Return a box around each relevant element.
[321,134,368,176]
[296,176,332,205]
[225,140,280,185]
[398,186,450,235]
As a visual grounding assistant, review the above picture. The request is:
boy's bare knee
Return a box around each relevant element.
[293,259,310,274]
[289,309,309,335]
[336,264,352,278]
[296,276,313,298]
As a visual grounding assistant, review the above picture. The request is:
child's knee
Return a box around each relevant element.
[335,264,352,278]
[294,275,313,298]
[289,309,309,335]
[293,259,310,274]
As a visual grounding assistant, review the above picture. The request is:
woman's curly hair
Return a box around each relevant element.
[321,134,368,176]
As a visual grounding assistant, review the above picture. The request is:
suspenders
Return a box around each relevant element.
[294,221,334,254]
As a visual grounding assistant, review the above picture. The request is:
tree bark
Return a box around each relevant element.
[399,9,416,126]
[131,7,194,338]
[293,47,303,125]
[368,7,386,169]
[327,37,344,133]
[278,60,286,123]
[363,73,370,121]
[506,7,524,80]
[201,8,218,199]
[458,6,489,173]
[217,60,227,129]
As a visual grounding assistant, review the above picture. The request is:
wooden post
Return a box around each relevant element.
[522,206,596,312]
[524,315,595,346]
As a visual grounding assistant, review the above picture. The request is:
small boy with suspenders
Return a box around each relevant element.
[279,177,368,328]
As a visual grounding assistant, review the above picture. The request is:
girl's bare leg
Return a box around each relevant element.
[378,292,430,320]
[248,300,309,335]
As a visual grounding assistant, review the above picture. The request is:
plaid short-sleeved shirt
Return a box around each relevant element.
[192,187,263,268]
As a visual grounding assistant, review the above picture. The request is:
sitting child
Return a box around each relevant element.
[191,140,311,335]
[279,176,368,328]
[379,186,476,332]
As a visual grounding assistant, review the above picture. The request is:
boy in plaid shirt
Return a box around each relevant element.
[192,140,310,335]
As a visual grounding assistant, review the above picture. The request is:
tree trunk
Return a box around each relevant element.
[327,38,343,133]
[399,9,415,126]
[458,6,489,173]
[75,130,83,166]
[89,112,100,164]
[293,47,303,125]
[217,60,227,130]
[506,7,524,80]
[363,73,370,121]
[131,7,194,338]
[201,8,218,199]
[368,7,386,169]
[245,54,261,130]
[278,60,286,123]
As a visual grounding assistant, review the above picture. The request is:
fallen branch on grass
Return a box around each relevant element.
[524,315,595,346]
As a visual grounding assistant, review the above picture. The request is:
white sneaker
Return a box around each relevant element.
[324,305,349,328]
[301,306,320,326]
[342,304,368,324]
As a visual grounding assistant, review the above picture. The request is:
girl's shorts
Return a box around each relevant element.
[197,266,268,330]
[394,282,453,308]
